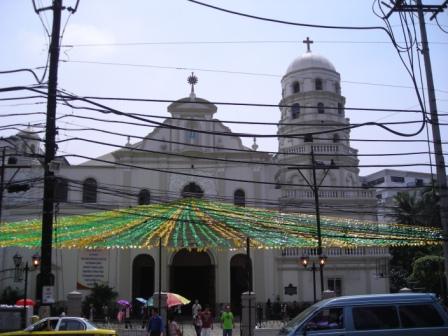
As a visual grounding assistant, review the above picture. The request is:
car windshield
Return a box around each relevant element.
[82,319,98,330]
[278,305,319,335]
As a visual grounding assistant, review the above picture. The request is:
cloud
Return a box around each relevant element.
[61,23,116,57]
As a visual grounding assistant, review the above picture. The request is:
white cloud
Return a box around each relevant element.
[61,23,116,57]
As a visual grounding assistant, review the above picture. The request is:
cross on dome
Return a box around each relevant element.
[187,72,198,94]
[303,37,313,52]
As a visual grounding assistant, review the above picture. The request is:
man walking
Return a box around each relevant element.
[147,308,164,336]
[192,299,202,319]
[220,305,234,336]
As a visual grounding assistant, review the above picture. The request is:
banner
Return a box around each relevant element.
[77,250,109,289]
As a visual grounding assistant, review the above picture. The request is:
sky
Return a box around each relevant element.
[0,0,447,177]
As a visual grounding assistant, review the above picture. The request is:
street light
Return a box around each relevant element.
[300,254,327,303]
[289,134,337,296]
[13,253,41,328]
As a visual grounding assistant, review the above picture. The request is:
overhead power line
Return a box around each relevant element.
[60,60,448,95]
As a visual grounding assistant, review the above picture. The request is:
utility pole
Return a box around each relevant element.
[385,0,448,295]
[288,136,338,295]
[36,0,63,305]
[0,148,5,223]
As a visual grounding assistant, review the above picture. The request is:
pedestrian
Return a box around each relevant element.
[256,304,263,327]
[125,304,133,329]
[199,306,213,336]
[168,315,182,336]
[142,305,148,329]
[89,304,95,322]
[117,307,124,323]
[192,299,202,319]
[193,309,202,336]
[102,304,109,325]
[220,305,234,336]
[147,308,164,336]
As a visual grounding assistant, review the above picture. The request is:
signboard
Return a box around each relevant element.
[284,283,297,296]
[42,286,55,304]
[77,250,109,290]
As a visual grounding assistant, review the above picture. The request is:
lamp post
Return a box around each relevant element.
[13,253,41,328]
[300,254,327,303]
[288,134,337,295]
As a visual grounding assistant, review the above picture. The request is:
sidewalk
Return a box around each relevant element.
[98,321,241,336]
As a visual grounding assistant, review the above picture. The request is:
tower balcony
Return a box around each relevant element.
[281,187,375,200]
[277,143,358,162]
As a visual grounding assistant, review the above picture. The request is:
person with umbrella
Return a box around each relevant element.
[147,307,164,336]
[125,303,132,329]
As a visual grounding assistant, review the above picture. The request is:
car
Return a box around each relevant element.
[0,317,116,336]
[278,293,448,335]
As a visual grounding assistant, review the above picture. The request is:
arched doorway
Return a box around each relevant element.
[170,249,215,315]
[230,254,252,315]
[181,182,204,198]
[132,254,155,303]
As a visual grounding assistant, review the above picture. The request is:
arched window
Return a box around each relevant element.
[291,104,301,119]
[337,103,344,115]
[234,189,246,207]
[317,102,325,114]
[333,134,340,143]
[82,178,97,203]
[182,182,204,198]
[185,121,199,144]
[335,82,340,94]
[292,81,300,93]
[138,189,151,205]
[315,78,323,90]
[54,177,68,203]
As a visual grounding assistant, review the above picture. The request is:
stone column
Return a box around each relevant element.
[322,290,336,300]
[66,291,83,317]
[241,292,256,336]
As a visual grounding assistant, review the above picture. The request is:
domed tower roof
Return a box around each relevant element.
[285,36,336,75]
[167,72,217,116]
[286,51,336,74]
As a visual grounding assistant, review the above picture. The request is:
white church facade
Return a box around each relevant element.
[0,44,391,313]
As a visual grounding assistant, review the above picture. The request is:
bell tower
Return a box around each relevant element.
[276,39,376,220]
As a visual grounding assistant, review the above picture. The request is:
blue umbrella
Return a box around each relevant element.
[136,297,147,304]
[146,297,154,307]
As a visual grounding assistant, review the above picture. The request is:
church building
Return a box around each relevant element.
[0,41,389,313]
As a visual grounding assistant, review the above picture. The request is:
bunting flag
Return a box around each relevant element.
[0,198,442,250]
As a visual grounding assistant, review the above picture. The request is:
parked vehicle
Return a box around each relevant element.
[0,316,116,336]
[278,293,448,335]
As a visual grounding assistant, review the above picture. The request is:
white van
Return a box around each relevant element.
[278,293,448,335]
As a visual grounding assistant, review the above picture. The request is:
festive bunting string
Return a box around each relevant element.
[0,198,442,250]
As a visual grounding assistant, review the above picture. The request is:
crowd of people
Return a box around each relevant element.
[146,299,234,336]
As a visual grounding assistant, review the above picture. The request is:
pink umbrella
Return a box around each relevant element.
[152,292,190,308]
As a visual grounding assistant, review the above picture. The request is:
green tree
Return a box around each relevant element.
[82,283,118,319]
[0,286,21,305]
[408,255,445,297]
[393,187,440,227]
[393,191,422,225]
[389,188,442,293]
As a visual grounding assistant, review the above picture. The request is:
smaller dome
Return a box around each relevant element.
[286,52,336,74]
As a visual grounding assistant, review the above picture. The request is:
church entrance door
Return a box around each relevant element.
[170,249,215,316]
[132,254,155,305]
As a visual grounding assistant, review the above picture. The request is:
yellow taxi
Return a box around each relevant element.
[0,317,116,336]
